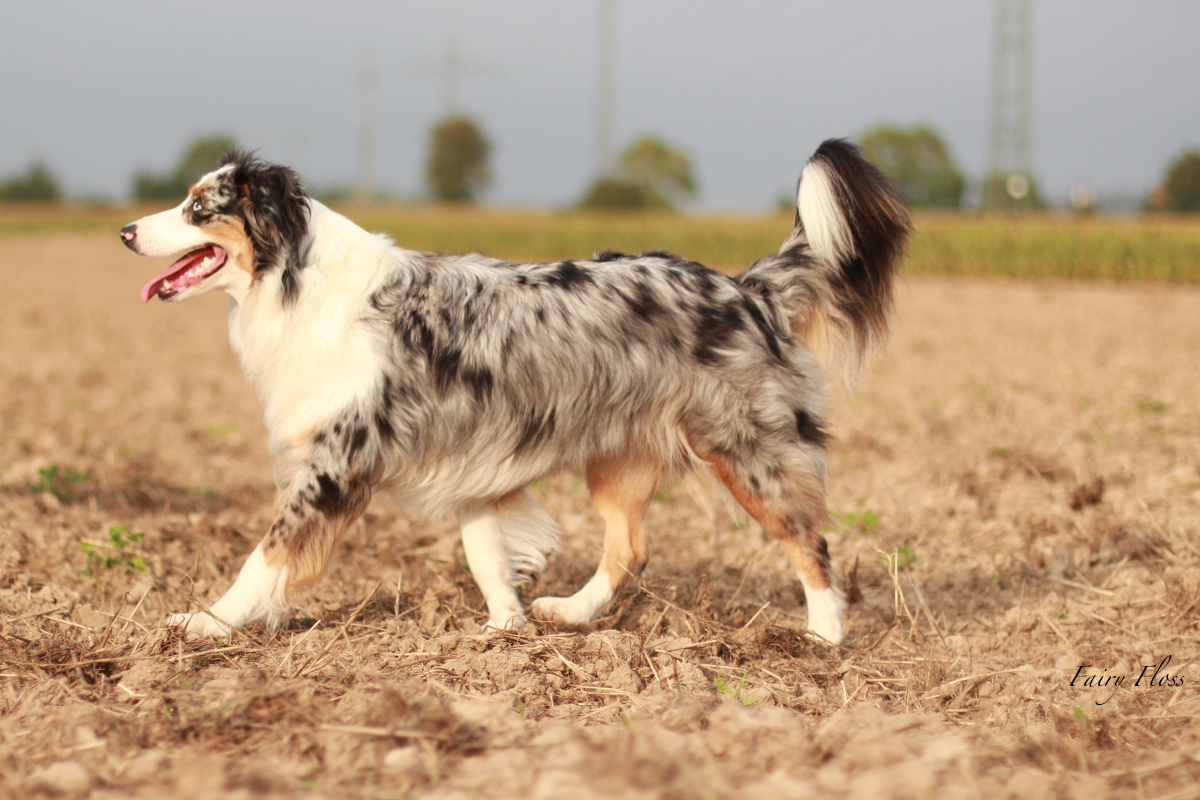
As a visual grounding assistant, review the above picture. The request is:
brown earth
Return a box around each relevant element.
[1,232,1199,799]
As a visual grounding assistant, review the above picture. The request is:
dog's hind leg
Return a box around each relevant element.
[168,457,372,638]
[458,491,560,631]
[708,447,845,645]
[531,452,665,625]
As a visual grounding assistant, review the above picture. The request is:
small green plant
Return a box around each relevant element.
[714,674,756,707]
[895,540,918,569]
[81,526,150,575]
[1136,399,1168,415]
[830,509,879,535]
[1053,608,1068,620]
[33,465,88,502]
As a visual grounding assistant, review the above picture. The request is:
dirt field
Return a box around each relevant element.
[2,231,1199,799]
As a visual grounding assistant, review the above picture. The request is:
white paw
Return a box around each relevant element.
[483,613,528,632]
[530,596,593,626]
[808,615,844,645]
[166,611,232,639]
[803,585,845,645]
[531,573,613,625]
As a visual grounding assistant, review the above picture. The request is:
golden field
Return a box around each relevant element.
[1,208,1198,798]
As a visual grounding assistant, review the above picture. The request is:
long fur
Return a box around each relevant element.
[120,140,910,644]
[740,139,911,381]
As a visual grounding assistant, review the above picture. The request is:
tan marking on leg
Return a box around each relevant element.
[778,536,831,590]
[586,450,666,593]
[263,480,371,597]
[707,452,832,590]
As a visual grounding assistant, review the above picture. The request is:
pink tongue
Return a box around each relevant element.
[140,245,227,303]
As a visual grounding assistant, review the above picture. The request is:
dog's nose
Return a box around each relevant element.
[120,224,137,248]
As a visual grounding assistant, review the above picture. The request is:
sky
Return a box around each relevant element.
[1,0,1196,211]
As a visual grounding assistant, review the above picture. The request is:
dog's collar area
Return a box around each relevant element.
[140,245,228,303]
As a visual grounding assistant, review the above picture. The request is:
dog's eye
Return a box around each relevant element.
[193,200,203,212]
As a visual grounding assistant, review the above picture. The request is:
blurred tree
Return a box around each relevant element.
[579,135,697,211]
[860,124,965,209]
[1153,149,1200,212]
[133,134,236,201]
[425,116,492,204]
[618,136,697,206]
[0,161,62,202]
[578,177,654,211]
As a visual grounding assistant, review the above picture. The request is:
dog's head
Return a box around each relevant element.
[120,151,309,304]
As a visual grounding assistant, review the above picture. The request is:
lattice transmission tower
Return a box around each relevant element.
[986,0,1034,210]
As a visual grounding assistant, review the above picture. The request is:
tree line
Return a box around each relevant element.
[3,120,1199,213]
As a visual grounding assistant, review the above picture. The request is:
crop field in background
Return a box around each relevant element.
[4,203,1200,281]
[1,209,1199,798]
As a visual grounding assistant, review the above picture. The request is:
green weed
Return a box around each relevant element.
[830,509,879,535]
[1136,399,1168,415]
[81,525,150,576]
[714,674,756,707]
[33,465,88,502]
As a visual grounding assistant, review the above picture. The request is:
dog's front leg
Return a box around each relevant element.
[169,461,372,638]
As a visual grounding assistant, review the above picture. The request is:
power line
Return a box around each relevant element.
[595,0,616,177]
[354,56,378,205]
[986,0,1033,210]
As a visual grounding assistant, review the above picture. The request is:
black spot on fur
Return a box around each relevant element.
[313,473,344,515]
[794,409,829,448]
[432,347,463,394]
[349,426,369,458]
[462,366,494,403]
[623,281,666,321]
[374,409,395,444]
[814,536,832,569]
[692,303,745,365]
[595,250,629,262]
[741,296,784,362]
[690,270,720,301]
[514,407,556,454]
[400,310,437,357]
[280,267,297,302]
[544,261,593,291]
[641,249,686,264]
[462,299,478,331]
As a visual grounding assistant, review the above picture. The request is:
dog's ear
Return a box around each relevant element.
[223,151,310,284]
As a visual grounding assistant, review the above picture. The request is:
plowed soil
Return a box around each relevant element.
[2,231,1198,799]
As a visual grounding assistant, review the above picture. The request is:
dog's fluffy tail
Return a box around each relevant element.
[738,139,911,382]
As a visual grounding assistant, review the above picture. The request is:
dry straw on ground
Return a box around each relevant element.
[2,233,1199,798]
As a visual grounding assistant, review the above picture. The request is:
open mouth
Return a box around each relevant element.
[140,245,228,303]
